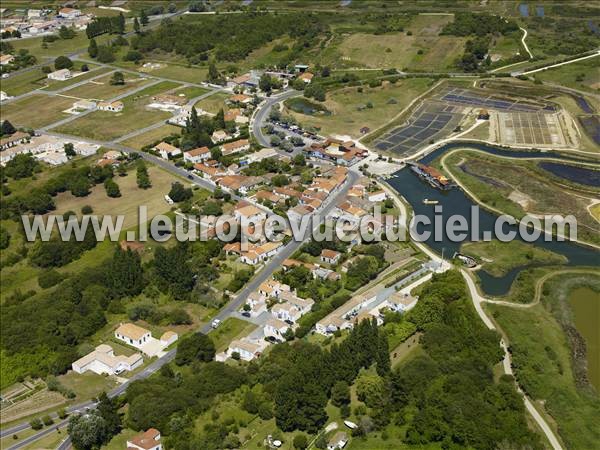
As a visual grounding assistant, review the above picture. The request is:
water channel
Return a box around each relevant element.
[386,142,600,296]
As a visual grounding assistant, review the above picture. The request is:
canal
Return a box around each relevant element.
[387,142,600,296]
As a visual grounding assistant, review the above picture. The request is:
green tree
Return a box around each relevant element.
[293,434,308,450]
[1,119,16,136]
[0,226,11,250]
[97,46,115,63]
[104,178,121,198]
[96,392,121,438]
[88,38,98,58]
[54,55,73,70]
[58,25,76,39]
[136,161,151,188]
[68,413,107,450]
[175,332,216,365]
[107,247,144,297]
[110,71,125,85]
[331,380,350,407]
[29,418,43,430]
[168,182,192,202]
[133,17,140,34]
[64,143,76,157]
[140,10,149,26]
[116,13,125,34]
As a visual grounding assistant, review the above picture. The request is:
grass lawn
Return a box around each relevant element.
[285,78,433,138]
[211,318,257,352]
[120,124,182,149]
[10,31,113,61]
[461,240,567,277]
[56,371,118,403]
[113,59,209,84]
[61,72,152,101]
[173,84,211,99]
[103,428,138,450]
[52,165,183,229]
[54,81,180,140]
[535,57,600,93]
[21,428,67,450]
[390,333,422,368]
[2,69,52,96]
[0,426,38,448]
[0,94,75,128]
[485,272,600,450]
[195,92,230,114]
[41,62,105,90]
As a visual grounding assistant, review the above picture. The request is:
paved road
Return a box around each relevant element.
[518,50,600,76]
[251,89,300,147]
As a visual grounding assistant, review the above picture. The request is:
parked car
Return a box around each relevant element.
[211,319,221,329]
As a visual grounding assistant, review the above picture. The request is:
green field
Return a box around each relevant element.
[461,240,568,277]
[112,59,209,84]
[0,94,75,128]
[211,318,258,352]
[486,272,600,450]
[120,124,182,150]
[10,30,114,61]
[62,72,152,101]
[194,91,230,114]
[285,78,433,138]
[534,57,600,93]
[54,81,180,140]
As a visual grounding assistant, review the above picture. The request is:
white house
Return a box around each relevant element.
[227,339,264,361]
[327,431,348,450]
[264,318,291,341]
[127,428,162,450]
[47,69,71,81]
[279,292,314,315]
[114,323,152,350]
[385,293,418,313]
[71,344,142,375]
[271,302,301,323]
[183,146,210,164]
[320,249,341,265]
[0,54,15,66]
[211,129,230,143]
[245,292,267,317]
[367,190,387,202]
[243,147,278,165]
[222,139,250,156]
[234,204,267,224]
[97,100,123,112]
[58,7,82,19]
[155,141,181,160]
[37,151,68,166]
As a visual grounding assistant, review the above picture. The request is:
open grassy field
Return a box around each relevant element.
[285,78,433,138]
[120,124,181,149]
[211,318,257,352]
[102,429,138,450]
[54,81,180,140]
[51,165,182,229]
[56,371,118,402]
[62,72,152,101]
[442,150,600,246]
[112,58,209,84]
[485,272,600,450]
[10,30,114,61]
[461,240,568,276]
[195,91,230,114]
[534,57,600,93]
[0,94,75,128]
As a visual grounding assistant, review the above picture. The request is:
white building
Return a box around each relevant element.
[155,141,181,160]
[37,151,68,165]
[71,344,142,375]
[211,129,230,143]
[264,318,291,341]
[97,100,123,112]
[183,146,210,164]
[127,429,162,450]
[47,69,71,81]
[58,7,82,19]
[114,323,151,349]
[243,147,278,165]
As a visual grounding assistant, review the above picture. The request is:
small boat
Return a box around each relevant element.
[422,198,439,205]
[344,420,358,429]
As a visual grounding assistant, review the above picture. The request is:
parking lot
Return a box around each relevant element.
[374,102,464,156]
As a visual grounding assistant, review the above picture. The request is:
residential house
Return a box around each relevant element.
[193,163,222,179]
[274,186,302,199]
[217,175,263,195]
[211,129,230,143]
[152,93,186,107]
[243,147,278,165]
[234,203,267,223]
[264,318,291,341]
[282,259,316,271]
[183,146,210,164]
[254,189,282,205]
[160,331,178,347]
[127,428,162,450]
[222,139,250,156]
[97,100,123,112]
[224,108,242,123]
[298,72,314,83]
[71,344,142,375]
[47,69,71,81]
[384,292,417,313]
[114,323,151,349]
[245,292,267,317]
[240,241,282,265]
[259,279,291,299]
[155,142,181,160]
[38,151,68,165]
[279,291,314,315]
[58,7,82,19]
[320,249,341,265]
[271,302,301,323]
[287,205,311,223]
[0,131,29,151]
[227,338,265,361]
[367,190,387,202]
[0,54,14,65]
[229,93,253,105]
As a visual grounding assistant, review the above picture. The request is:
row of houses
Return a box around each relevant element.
[0,133,99,166]
[304,138,368,166]
[1,7,91,38]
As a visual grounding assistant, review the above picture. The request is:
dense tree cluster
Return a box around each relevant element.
[441,12,519,37]
[68,393,121,450]
[130,12,326,64]
[85,14,126,38]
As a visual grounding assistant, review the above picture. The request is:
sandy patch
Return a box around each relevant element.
[508,190,534,210]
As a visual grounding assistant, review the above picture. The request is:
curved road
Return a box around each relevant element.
[251,89,300,147]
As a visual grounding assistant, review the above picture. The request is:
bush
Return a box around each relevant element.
[30,418,43,430]
[38,269,65,289]
[54,55,73,70]
[42,415,54,426]
[81,205,93,214]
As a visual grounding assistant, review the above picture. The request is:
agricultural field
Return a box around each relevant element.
[285,78,433,138]
[54,81,180,140]
[0,94,76,129]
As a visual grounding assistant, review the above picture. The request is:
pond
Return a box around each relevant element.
[286,98,331,116]
[386,142,600,296]
[579,116,600,145]
[519,4,529,17]
[538,162,600,187]
[573,95,595,114]
[569,286,600,391]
